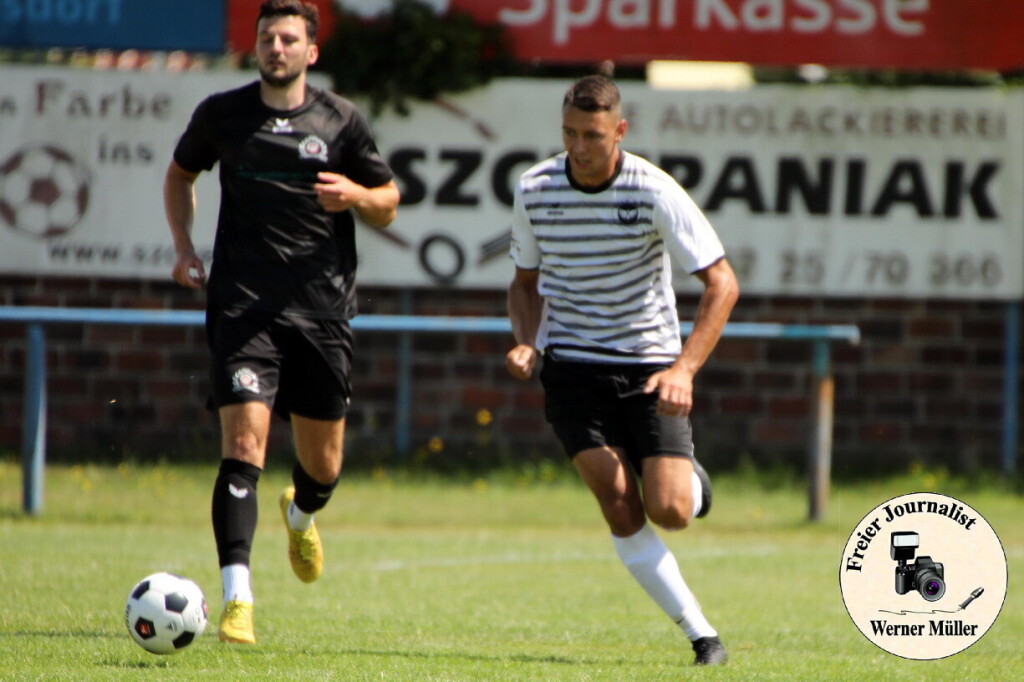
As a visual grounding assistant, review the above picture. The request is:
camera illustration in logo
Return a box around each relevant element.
[891,531,945,602]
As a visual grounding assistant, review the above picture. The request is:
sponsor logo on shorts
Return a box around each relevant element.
[298,135,328,162]
[231,367,260,395]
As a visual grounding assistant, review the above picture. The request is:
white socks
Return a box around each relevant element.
[221,563,253,605]
[690,470,704,519]
[287,501,314,531]
[222,504,314,605]
[612,524,717,641]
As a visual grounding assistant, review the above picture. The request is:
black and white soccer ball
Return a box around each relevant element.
[124,572,208,655]
[0,145,90,239]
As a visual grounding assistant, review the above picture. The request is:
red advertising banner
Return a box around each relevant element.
[449,0,1024,71]
[226,0,338,52]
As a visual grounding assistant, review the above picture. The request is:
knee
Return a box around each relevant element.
[293,433,344,484]
[295,440,343,484]
[305,458,341,485]
[224,432,264,464]
[646,499,692,532]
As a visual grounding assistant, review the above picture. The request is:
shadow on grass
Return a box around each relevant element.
[2,632,180,670]
[213,644,589,667]
[101,657,172,670]
[0,507,34,520]
[2,629,118,640]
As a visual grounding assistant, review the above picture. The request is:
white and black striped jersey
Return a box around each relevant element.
[510,151,725,364]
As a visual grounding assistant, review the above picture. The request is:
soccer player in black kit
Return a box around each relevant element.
[163,0,399,644]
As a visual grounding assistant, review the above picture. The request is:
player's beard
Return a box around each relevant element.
[258,64,303,90]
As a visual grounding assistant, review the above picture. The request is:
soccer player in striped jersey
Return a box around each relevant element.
[506,75,739,666]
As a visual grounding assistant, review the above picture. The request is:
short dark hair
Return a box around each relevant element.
[258,0,319,41]
[563,75,621,113]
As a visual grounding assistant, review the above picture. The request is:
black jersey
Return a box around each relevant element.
[174,82,393,320]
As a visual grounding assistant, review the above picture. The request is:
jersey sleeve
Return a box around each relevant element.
[338,108,394,189]
[509,182,540,269]
[654,181,725,274]
[172,96,220,173]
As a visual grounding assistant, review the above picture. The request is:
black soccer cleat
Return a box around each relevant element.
[693,458,713,519]
[692,635,728,665]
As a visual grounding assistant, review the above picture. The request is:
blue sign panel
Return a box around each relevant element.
[0,1,225,52]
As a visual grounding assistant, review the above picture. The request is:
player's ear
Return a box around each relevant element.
[615,117,628,142]
[307,43,319,67]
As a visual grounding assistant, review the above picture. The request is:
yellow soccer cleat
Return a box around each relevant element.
[218,600,255,644]
[279,486,323,583]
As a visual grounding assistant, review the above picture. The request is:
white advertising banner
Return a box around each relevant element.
[365,80,1024,299]
[1,65,1021,299]
[0,64,246,278]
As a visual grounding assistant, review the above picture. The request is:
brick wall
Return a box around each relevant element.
[0,275,1016,474]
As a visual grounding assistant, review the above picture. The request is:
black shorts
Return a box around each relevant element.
[206,310,353,421]
[539,355,694,467]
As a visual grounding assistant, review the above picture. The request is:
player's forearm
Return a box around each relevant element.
[164,163,199,255]
[508,279,543,348]
[354,181,400,228]
[674,259,739,375]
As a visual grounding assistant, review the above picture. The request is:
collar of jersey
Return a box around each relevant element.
[253,82,316,117]
[565,151,625,194]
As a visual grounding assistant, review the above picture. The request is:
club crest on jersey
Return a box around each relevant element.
[271,117,293,134]
[618,202,640,225]
[298,135,329,162]
[231,367,260,395]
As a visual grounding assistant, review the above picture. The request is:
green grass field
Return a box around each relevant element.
[1,459,1021,681]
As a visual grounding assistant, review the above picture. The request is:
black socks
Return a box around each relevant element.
[211,459,262,567]
[291,461,339,514]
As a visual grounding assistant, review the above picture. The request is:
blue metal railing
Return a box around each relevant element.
[2,306,861,519]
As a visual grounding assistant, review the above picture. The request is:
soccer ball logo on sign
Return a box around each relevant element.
[0,145,91,239]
